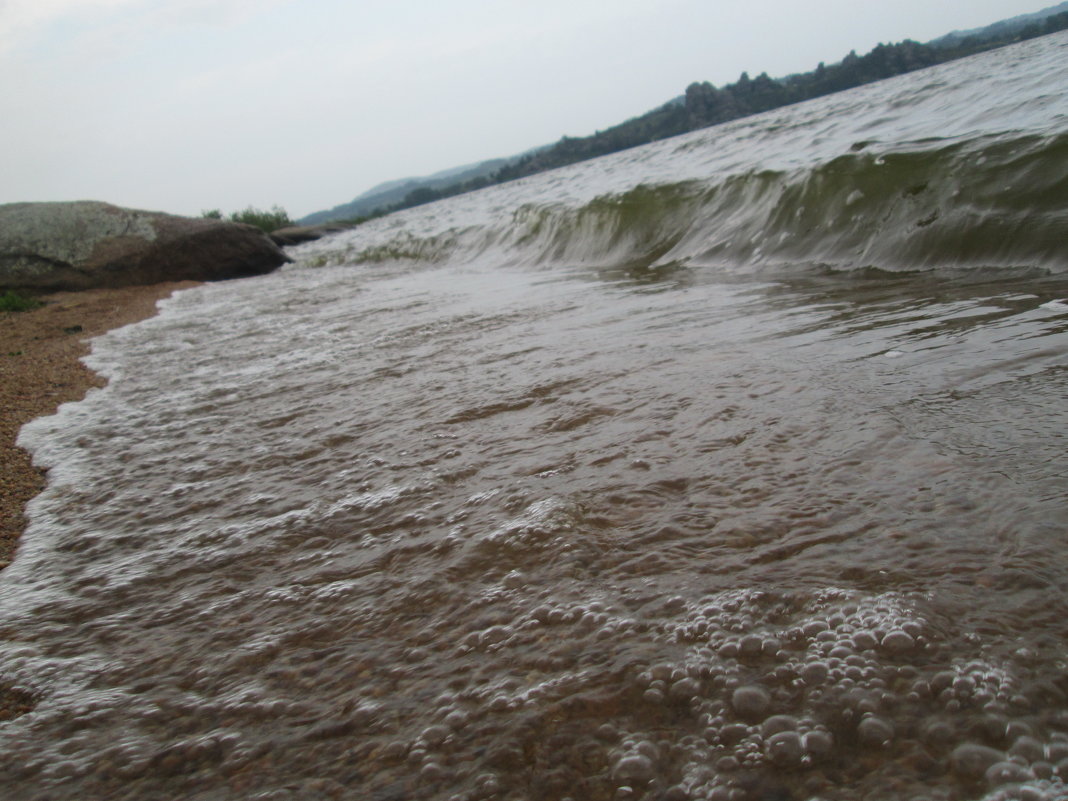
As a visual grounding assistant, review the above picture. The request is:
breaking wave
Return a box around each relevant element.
[299,31,1068,279]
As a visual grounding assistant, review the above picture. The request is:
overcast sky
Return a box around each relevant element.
[0,0,1048,219]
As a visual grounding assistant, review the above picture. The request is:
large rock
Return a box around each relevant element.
[0,201,290,291]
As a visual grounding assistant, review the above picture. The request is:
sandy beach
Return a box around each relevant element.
[0,282,199,570]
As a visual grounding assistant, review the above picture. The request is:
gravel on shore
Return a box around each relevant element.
[0,281,199,569]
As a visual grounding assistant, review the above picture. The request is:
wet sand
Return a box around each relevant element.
[0,282,199,570]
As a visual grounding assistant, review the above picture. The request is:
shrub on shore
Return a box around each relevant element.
[0,290,42,312]
[201,205,292,234]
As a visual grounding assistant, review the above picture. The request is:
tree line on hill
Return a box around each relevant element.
[322,9,1068,226]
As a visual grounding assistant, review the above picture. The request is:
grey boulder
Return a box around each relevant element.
[0,201,290,291]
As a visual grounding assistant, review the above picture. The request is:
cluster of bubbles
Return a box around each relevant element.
[398,585,1068,800]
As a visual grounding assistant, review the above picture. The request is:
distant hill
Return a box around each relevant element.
[299,153,537,226]
[300,3,1068,226]
[932,0,1068,46]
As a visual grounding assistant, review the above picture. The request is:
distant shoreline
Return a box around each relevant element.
[0,282,199,568]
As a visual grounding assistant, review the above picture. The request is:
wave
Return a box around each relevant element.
[311,130,1068,279]
[289,33,1068,281]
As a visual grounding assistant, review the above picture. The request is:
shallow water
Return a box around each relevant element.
[3,32,1068,801]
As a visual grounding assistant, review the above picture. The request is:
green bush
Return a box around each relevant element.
[0,290,42,312]
[200,205,292,233]
[231,205,292,232]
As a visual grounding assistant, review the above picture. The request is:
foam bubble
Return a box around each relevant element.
[952,743,1006,778]
[764,731,805,767]
[613,754,655,783]
[730,686,771,721]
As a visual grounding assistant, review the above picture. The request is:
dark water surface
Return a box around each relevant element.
[2,32,1068,801]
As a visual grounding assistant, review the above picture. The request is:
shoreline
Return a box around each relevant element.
[0,281,200,570]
